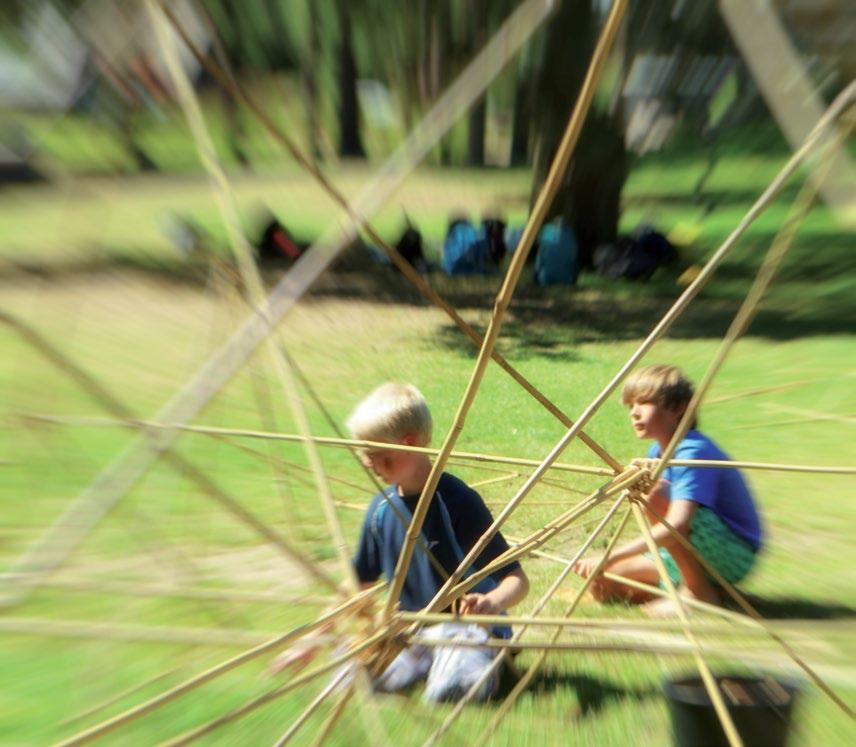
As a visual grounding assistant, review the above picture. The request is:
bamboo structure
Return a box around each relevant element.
[6,0,854,744]
[2,0,556,612]
[17,414,856,476]
[161,0,623,476]
[384,0,630,621]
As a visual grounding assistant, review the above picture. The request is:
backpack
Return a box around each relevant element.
[257,218,303,263]
[442,220,488,275]
[594,225,676,280]
[534,222,579,285]
[481,218,507,265]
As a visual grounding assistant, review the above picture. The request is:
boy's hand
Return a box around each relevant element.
[268,641,320,676]
[459,592,502,616]
[573,555,605,579]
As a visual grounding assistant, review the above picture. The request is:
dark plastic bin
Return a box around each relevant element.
[664,674,799,747]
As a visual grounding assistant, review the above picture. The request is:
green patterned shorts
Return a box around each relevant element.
[648,506,757,587]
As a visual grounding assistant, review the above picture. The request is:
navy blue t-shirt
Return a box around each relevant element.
[353,472,521,612]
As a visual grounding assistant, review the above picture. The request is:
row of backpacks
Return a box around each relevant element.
[246,210,674,286]
[441,217,579,286]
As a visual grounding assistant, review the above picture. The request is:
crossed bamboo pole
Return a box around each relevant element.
[161,0,623,476]
[0,311,339,598]
[649,104,856,490]
[422,496,632,747]
[384,0,630,621]
[15,14,856,747]
[21,414,856,476]
[55,583,382,746]
[625,99,856,726]
[631,502,743,747]
[3,0,555,612]
[415,80,856,632]
[397,78,856,745]
[46,2,560,744]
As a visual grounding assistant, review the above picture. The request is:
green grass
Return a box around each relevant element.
[1,106,854,744]
[1,269,854,745]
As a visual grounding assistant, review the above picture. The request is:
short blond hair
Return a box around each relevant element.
[346,383,433,445]
[621,364,695,413]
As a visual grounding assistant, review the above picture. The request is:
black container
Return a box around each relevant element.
[664,674,799,747]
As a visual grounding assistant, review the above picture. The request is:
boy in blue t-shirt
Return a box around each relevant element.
[574,364,762,615]
[273,383,529,699]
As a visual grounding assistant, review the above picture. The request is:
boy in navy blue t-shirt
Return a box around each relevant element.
[349,383,528,628]
[574,365,762,616]
[273,383,528,698]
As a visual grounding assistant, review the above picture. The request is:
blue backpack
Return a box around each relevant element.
[442,220,489,275]
[534,222,578,285]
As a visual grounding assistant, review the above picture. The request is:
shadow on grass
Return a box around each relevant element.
[509,670,658,718]
[733,595,856,620]
[3,228,853,352]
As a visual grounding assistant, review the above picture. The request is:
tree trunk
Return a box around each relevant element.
[529,2,628,268]
[218,0,249,167]
[466,0,487,166]
[567,115,627,268]
[304,0,322,163]
[337,1,365,158]
[509,70,531,166]
[467,99,486,166]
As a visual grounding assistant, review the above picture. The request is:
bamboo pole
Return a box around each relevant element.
[59,667,181,728]
[630,503,743,747]
[273,669,351,747]
[662,459,856,475]
[642,505,855,717]
[706,379,814,405]
[650,107,855,490]
[310,685,355,747]
[384,0,629,621]
[0,617,279,647]
[470,472,522,488]
[422,496,629,747]
[405,637,754,658]
[30,576,333,606]
[56,584,381,746]
[415,78,856,625]
[3,0,555,612]
[601,572,759,625]
[28,412,856,476]
[149,0,359,595]
[160,626,393,747]
[430,467,645,612]
[764,403,856,426]
[0,314,339,601]
[726,414,856,432]
[19,414,616,477]
[395,608,778,635]
[161,0,622,475]
[277,356,358,591]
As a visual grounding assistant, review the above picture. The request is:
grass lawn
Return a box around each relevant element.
[1,111,854,744]
[1,262,854,745]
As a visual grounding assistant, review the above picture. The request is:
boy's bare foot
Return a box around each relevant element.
[642,597,683,618]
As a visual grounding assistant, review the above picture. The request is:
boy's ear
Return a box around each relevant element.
[401,433,419,447]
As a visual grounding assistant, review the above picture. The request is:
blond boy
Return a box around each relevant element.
[574,365,762,615]
[275,383,528,699]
